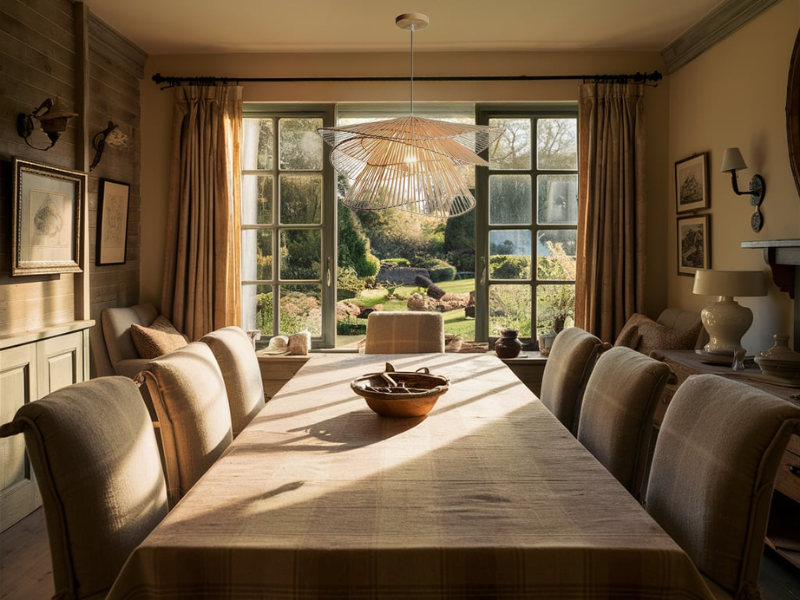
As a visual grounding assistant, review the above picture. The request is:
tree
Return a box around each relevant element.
[338,203,379,278]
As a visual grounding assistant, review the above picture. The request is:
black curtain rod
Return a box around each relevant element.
[152,70,662,89]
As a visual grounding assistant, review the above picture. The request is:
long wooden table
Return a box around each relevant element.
[108,353,713,599]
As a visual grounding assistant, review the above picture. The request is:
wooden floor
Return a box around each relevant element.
[0,507,798,599]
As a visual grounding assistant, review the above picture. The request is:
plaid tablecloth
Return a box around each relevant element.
[109,353,713,599]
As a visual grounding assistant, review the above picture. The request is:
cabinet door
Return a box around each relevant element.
[0,344,39,532]
[37,331,86,396]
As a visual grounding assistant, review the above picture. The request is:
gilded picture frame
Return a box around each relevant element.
[97,179,130,266]
[12,158,84,276]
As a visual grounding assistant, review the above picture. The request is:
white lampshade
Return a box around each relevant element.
[692,269,767,298]
[720,147,748,173]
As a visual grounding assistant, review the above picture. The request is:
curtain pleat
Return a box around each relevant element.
[575,82,647,343]
[162,86,242,340]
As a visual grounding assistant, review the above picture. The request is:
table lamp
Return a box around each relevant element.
[692,269,767,355]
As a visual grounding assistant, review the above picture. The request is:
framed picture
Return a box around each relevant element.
[97,179,130,265]
[675,152,709,213]
[12,158,84,276]
[677,214,711,276]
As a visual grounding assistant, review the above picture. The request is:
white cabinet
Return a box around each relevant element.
[0,325,91,532]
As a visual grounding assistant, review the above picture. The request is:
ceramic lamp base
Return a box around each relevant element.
[701,298,753,355]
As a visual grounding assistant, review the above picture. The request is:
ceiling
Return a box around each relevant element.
[85,0,725,55]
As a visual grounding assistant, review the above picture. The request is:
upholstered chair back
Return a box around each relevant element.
[97,303,159,378]
[201,326,265,437]
[538,327,604,434]
[0,377,168,599]
[646,374,800,599]
[138,342,233,506]
[364,311,445,354]
[577,346,672,499]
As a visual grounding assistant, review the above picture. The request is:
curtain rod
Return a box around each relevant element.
[152,70,662,89]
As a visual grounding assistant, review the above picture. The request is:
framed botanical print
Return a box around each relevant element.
[677,214,710,276]
[12,158,84,276]
[675,152,709,213]
[97,179,130,265]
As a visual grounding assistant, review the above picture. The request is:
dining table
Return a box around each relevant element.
[108,352,714,599]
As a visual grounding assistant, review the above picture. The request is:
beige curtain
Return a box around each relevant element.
[575,82,647,343]
[161,86,243,340]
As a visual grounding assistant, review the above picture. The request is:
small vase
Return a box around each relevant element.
[754,334,800,382]
[495,329,523,359]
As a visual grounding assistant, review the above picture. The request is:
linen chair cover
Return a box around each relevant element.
[364,311,445,354]
[97,303,159,378]
[200,326,265,437]
[538,327,604,435]
[646,374,800,600]
[0,377,168,600]
[577,346,671,499]
[137,342,233,506]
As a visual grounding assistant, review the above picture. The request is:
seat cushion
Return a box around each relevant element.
[364,312,445,354]
[101,303,159,366]
[646,374,800,596]
[140,342,233,505]
[1,377,168,599]
[131,315,188,359]
[201,326,265,437]
[539,327,604,434]
[577,346,672,498]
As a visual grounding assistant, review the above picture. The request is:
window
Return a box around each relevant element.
[241,106,335,348]
[476,105,578,346]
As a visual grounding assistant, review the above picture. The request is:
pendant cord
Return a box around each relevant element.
[410,25,414,117]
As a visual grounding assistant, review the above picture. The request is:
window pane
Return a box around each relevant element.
[537,284,575,333]
[536,231,577,281]
[537,118,577,170]
[242,118,273,170]
[489,284,531,337]
[241,230,272,281]
[537,175,577,225]
[241,284,273,335]
[489,230,531,280]
[280,174,322,225]
[242,174,273,225]
[280,285,322,336]
[489,175,532,225]
[280,229,321,280]
[279,118,323,170]
[488,118,531,170]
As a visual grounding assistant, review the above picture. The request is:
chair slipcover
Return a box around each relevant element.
[138,342,233,506]
[201,326,265,437]
[577,346,672,499]
[646,374,800,599]
[538,327,604,434]
[364,311,445,354]
[0,377,168,599]
[98,303,159,378]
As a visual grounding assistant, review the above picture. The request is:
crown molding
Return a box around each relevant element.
[661,0,781,74]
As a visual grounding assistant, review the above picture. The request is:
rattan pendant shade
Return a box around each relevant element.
[317,14,505,219]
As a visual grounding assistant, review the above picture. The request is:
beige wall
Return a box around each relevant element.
[141,50,670,316]
[668,0,800,355]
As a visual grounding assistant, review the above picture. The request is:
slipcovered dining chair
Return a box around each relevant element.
[136,342,233,506]
[0,377,169,600]
[200,326,265,437]
[538,327,604,435]
[646,374,800,600]
[364,311,445,354]
[576,346,672,499]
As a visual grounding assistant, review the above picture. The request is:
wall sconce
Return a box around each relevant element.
[17,97,78,151]
[90,121,128,171]
[720,147,765,232]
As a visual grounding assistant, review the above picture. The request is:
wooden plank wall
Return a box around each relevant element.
[0,0,146,358]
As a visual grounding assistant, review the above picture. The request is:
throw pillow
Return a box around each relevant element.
[636,318,702,356]
[614,313,649,348]
[131,315,188,359]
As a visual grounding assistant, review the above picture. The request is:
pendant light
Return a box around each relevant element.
[317,14,505,219]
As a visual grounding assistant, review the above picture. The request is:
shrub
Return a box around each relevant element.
[447,248,475,273]
[382,258,410,267]
[489,255,532,280]
[429,262,456,283]
[337,266,365,297]
[337,316,366,336]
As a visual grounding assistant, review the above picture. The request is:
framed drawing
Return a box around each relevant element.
[675,153,709,213]
[677,214,710,276]
[12,158,84,276]
[97,179,130,265]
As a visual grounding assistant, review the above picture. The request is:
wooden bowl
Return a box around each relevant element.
[351,364,449,418]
